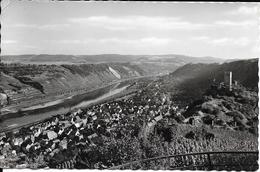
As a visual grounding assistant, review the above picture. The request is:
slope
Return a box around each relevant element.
[161,58,258,105]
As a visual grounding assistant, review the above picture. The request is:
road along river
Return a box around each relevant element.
[0,80,134,133]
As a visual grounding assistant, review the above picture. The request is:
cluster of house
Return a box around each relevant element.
[0,83,183,168]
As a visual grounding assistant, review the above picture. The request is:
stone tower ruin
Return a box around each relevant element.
[224,71,232,91]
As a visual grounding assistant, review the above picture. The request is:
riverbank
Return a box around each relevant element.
[0,76,156,133]
[0,85,135,134]
[1,76,152,116]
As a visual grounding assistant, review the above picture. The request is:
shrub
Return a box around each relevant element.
[202,114,215,125]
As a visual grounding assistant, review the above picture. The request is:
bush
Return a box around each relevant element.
[185,131,196,140]
[175,115,185,123]
[202,114,215,125]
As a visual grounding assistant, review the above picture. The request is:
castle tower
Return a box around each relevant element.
[0,56,1,80]
[224,71,232,91]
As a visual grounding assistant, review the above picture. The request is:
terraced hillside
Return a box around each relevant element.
[0,63,146,107]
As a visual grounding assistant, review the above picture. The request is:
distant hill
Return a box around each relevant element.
[1,54,225,76]
[1,54,85,64]
[0,55,178,75]
[1,54,224,64]
[161,58,258,104]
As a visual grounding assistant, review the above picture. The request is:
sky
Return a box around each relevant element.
[1,1,259,59]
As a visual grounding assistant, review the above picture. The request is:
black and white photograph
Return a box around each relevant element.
[0,1,259,170]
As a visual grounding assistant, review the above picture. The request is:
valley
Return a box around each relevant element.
[0,54,225,117]
[0,56,258,170]
[0,62,147,113]
[1,1,258,170]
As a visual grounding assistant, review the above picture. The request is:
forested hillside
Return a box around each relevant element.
[160,58,258,104]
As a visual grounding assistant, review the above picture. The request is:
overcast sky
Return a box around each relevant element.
[1,1,259,59]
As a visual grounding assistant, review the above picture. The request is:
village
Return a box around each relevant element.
[0,79,185,168]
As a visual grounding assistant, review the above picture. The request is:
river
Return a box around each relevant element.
[0,81,132,132]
